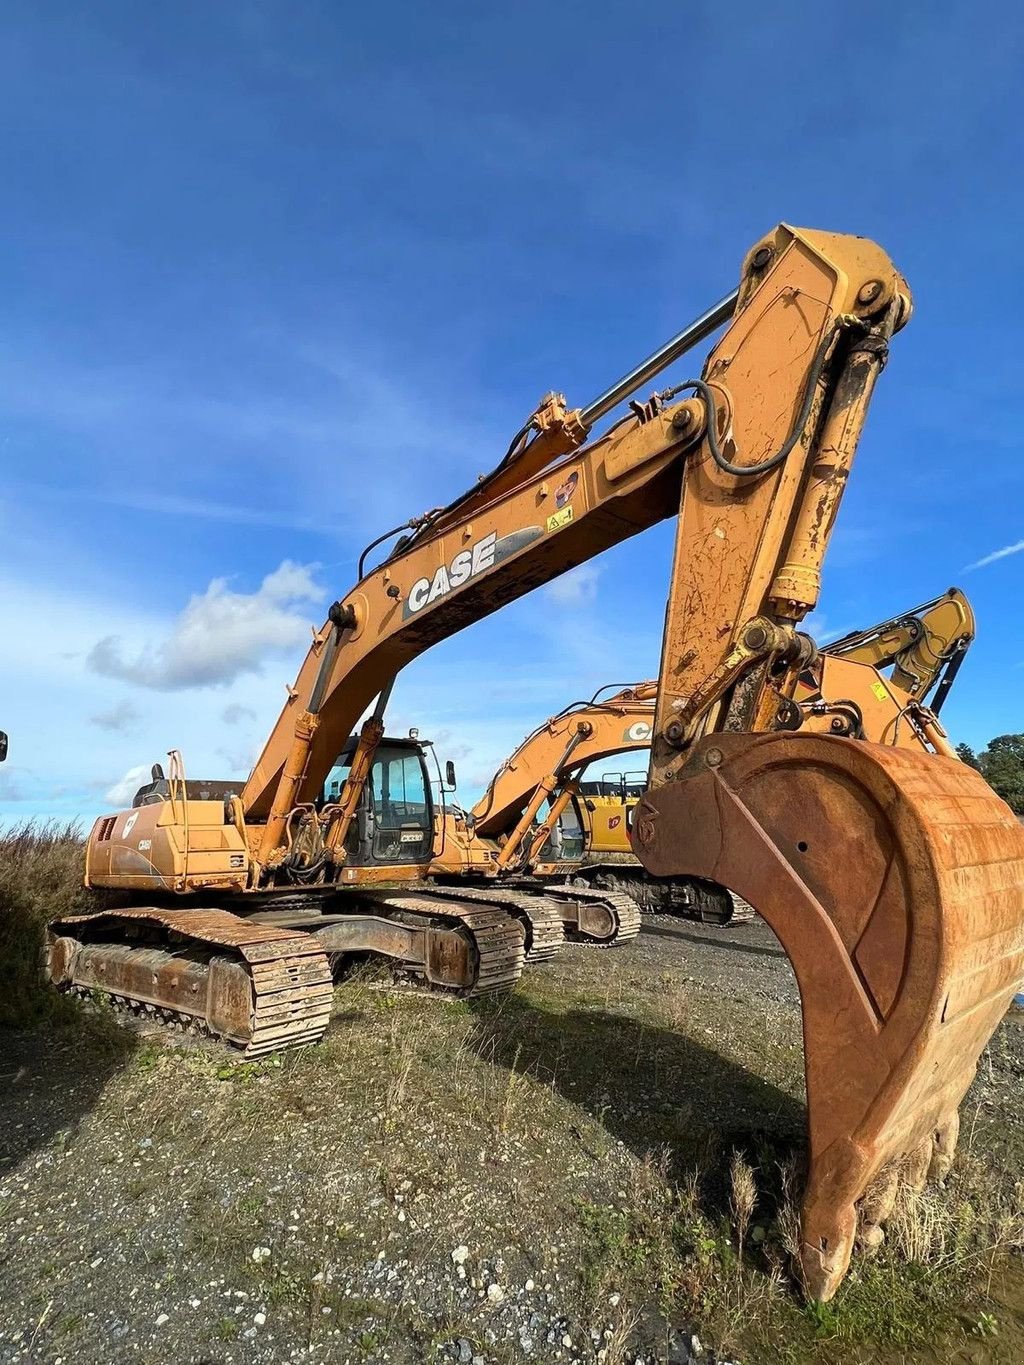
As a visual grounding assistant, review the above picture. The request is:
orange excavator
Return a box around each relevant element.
[453,588,974,924]
[424,683,655,942]
[48,225,1024,1300]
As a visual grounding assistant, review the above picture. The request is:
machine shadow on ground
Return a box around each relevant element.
[642,919,788,961]
[468,982,807,1221]
[0,1019,136,1176]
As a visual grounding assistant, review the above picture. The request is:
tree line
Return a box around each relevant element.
[956,734,1024,815]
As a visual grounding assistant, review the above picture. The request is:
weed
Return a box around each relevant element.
[729,1150,757,1261]
[973,1309,999,1337]
[215,1056,282,1083]
[803,1298,839,1339]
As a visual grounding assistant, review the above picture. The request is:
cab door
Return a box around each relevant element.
[326,741,434,868]
[368,747,434,863]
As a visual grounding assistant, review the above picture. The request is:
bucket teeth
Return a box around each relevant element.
[634,731,1024,1301]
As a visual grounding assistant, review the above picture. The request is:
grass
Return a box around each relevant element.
[3,830,1024,1362]
[0,821,90,1026]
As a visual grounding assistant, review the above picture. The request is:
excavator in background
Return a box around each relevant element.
[475,588,974,923]
[425,680,755,926]
[47,225,1024,1300]
[425,683,655,942]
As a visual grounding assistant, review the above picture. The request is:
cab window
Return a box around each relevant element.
[363,746,433,863]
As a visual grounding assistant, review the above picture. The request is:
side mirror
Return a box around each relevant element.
[445,760,457,789]
[584,799,596,813]
[151,762,165,782]
[0,731,7,763]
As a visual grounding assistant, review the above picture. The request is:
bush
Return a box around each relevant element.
[0,822,88,1025]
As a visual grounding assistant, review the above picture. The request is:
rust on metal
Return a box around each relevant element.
[47,908,334,1056]
[634,731,1024,1300]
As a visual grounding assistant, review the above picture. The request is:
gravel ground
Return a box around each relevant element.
[1,916,1022,1365]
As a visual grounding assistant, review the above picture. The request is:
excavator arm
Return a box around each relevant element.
[466,587,975,857]
[447,588,974,917]
[244,224,911,856]
[826,586,974,712]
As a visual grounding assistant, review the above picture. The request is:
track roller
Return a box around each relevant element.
[538,883,643,946]
[413,883,565,961]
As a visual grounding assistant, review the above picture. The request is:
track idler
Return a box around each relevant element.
[633,732,1024,1301]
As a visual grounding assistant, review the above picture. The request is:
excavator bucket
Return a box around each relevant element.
[633,733,1024,1301]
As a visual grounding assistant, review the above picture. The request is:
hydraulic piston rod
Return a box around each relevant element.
[580,287,739,427]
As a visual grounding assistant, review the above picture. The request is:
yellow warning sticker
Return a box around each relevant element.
[546,505,574,532]
[871,681,888,701]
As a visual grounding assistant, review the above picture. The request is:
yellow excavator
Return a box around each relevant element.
[48,225,1024,1300]
[465,588,973,924]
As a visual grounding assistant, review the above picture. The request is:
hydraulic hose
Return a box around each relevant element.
[663,320,845,478]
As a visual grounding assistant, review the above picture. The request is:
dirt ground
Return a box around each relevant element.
[2,915,1024,1365]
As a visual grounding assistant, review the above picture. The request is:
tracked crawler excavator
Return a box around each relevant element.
[48,225,1024,1300]
[455,588,975,925]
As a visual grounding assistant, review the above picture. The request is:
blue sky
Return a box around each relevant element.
[2,0,1023,824]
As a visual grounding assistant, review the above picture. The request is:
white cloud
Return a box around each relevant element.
[91,700,141,733]
[87,561,325,691]
[543,563,601,607]
[0,572,307,824]
[800,611,849,646]
[0,331,502,544]
[21,482,341,535]
[965,539,1024,571]
[104,764,151,806]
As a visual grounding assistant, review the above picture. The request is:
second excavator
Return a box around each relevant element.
[450,587,974,925]
[48,225,1024,1300]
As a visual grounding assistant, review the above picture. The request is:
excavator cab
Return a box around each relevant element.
[323,735,435,867]
[548,803,584,862]
[576,770,646,858]
[516,796,583,865]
